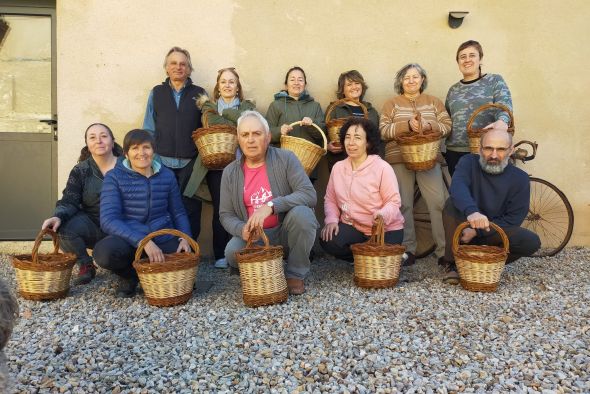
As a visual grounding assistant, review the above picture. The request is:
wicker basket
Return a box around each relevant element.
[351,216,406,288]
[132,229,200,307]
[453,222,509,292]
[397,112,442,171]
[192,110,238,170]
[325,99,368,145]
[280,121,327,176]
[466,103,515,154]
[235,227,288,307]
[12,229,76,301]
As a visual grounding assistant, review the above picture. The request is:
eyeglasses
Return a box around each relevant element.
[481,146,510,154]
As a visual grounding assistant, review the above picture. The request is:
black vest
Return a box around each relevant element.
[152,78,205,159]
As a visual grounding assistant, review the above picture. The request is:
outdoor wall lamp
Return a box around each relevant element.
[448,11,469,29]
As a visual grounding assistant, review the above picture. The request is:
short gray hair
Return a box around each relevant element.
[394,63,428,95]
[163,46,194,72]
[237,110,270,134]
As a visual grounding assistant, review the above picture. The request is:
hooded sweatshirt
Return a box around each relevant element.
[324,155,404,235]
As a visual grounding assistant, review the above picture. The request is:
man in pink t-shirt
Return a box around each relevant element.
[219,111,318,295]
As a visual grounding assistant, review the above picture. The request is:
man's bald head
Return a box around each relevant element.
[480,128,513,148]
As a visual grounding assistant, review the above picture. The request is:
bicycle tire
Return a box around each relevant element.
[523,177,574,257]
[414,190,436,258]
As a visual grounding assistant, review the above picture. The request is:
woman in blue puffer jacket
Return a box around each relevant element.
[93,129,193,298]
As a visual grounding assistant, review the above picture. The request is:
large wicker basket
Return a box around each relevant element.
[466,103,515,154]
[132,229,200,307]
[397,112,442,171]
[325,99,368,145]
[280,121,327,176]
[453,222,509,292]
[235,227,288,307]
[351,216,406,288]
[192,110,238,170]
[12,229,76,301]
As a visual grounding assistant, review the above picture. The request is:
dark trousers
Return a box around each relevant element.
[443,150,469,177]
[170,162,230,260]
[442,198,541,263]
[57,212,105,266]
[93,235,180,278]
[205,170,230,260]
[169,159,202,241]
[320,222,404,262]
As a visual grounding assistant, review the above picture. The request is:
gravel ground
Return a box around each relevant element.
[1,246,589,393]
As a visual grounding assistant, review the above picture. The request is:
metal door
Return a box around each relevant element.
[0,8,56,239]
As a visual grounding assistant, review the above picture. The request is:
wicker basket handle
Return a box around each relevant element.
[325,98,368,123]
[245,226,271,249]
[201,109,217,129]
[133,228,199,263]
[368,215,385,246]
[466,103,515,134]
[31,228,60,264]
[288,121,327,150]
[451,221,510,254]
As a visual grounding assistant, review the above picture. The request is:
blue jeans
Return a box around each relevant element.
[57,212,105,266]
[320,222,404,262]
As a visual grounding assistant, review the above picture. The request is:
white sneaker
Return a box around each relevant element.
[214,258,228,269]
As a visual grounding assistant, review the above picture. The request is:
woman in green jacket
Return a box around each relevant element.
[325,70,380,171]
[186,67,255,269]
[265,66,325,147]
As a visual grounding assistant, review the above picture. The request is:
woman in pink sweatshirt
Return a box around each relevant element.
[320,117,404,261]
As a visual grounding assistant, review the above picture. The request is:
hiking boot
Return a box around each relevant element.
[439,257,459,285]
[115,276,139,298]
[402,252,416,267]
[214,258,228,269]
[73,263,96,285]
[286,278,305,295]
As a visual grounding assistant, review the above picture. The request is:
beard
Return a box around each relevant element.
[479,155,510,174]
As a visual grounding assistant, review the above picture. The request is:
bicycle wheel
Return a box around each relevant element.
[414,190,436,258]
[523,177,574,257]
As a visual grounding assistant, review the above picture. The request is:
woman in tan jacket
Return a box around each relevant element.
[379,63,451,266]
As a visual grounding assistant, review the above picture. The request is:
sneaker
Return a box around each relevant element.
[214,258,228,269]
[439,258,459,285]
[116,276,139,298]
[402,252,416,267]
[73,263,96,285]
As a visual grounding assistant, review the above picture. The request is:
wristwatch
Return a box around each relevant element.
[266,201,274,213]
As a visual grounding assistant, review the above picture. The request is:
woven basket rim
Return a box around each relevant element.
[192,124,236,140]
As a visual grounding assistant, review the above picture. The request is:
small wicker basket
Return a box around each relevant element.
[396,112,442,171]
[325,99,368,145]
[12,229,76,301]
[351,216,406,289]
[235,227,288,307]
[192,110,238,170]
[132,229,200,307]
[280,121,327,176]
[466,103,515,154]
[453,222,509,292]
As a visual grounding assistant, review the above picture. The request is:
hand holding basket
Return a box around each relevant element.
[280,121,327,176]
[452,221,509,292]
[192,110,238,170]
[351,216,406,288]
[466,103,515,154]
[396,111,442,171]
[132,229,200,307]
[235,226,288,307]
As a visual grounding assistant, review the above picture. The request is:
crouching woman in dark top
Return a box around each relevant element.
[93,129,193,298]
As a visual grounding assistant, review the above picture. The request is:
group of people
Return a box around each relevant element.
[41,39,541,298]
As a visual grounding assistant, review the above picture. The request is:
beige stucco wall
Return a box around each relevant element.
[57,0,590,252]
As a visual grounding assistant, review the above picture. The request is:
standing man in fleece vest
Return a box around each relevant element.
[143,46,206,239]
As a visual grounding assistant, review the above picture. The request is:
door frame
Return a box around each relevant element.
[0,3,57,239]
